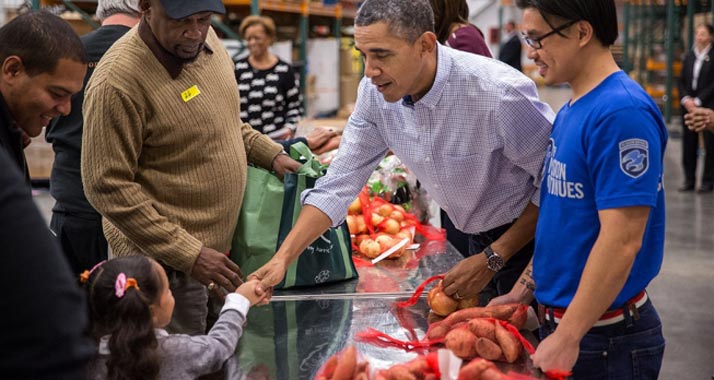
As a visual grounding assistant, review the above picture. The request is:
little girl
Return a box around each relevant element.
[82,255,266,380]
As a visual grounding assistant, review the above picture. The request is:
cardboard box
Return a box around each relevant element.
[340,74,361,108]
[307,38,340,117]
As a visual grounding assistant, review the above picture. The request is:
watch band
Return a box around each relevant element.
[483,245,505,272]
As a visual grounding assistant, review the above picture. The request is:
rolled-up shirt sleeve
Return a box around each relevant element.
[496,77,555,207]
[301,78,389,226]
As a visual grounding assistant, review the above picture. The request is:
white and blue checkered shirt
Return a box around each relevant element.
[303,44,555,234]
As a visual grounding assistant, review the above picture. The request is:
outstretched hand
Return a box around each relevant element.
[248,257,288,300]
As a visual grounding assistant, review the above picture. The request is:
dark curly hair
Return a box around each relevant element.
[86,256,163,380]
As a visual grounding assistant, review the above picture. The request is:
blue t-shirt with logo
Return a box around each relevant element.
[534,71,667,309]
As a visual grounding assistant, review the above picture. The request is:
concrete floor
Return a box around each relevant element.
[31,86,713,379]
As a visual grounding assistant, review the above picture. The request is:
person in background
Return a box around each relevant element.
[0,11,86,185]
[685,106,714,132]
[0,149,93,378]
[429,0,491,57]
[82,0,300,335]
[46,0,141,276]
[499,20,523,72]
[492,0,667,377]
[251,0,554,307]
[235,15,303,141]
[235,15,339,153]
[678,23,714,193]
[84,256,268,379]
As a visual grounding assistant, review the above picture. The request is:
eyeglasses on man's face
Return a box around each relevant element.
[520,20,579,50]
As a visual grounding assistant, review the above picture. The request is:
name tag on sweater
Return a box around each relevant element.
[181,85,201,102]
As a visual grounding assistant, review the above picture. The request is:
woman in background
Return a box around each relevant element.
[429,0,492,57]
[235,15,338,153]
[235,15,303,141]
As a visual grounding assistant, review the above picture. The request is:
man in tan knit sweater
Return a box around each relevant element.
[82,0,299,334]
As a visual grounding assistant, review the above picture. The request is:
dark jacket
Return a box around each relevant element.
[0,148,94,379]
[0,92,30,184]
[499,34,522,72]
[679,46,714,109]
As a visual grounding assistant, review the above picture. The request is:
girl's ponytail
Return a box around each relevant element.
[85,256,162,380]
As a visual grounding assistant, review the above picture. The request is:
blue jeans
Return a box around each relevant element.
[540,299,665,380]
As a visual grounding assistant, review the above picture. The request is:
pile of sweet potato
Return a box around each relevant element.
[426,304,529,363]
[374,355,438,380]
[425,304,528,341]
[316,346,370,380]
[373,356,517,380]
[458,358,512,380]
[444,319,522,362]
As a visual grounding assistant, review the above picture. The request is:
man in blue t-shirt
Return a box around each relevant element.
[492,1,667,378]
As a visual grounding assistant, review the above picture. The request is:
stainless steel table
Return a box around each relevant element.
[225,242,544,380]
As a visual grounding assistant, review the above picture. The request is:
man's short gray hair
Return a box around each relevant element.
[96,0,141,21]
[355,0,434,42]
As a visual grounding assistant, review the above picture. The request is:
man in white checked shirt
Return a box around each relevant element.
[251,0,555,301]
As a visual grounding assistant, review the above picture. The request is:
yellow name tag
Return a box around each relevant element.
[181,85,201,103]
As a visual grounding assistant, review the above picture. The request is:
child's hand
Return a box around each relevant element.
[235,279,271,306]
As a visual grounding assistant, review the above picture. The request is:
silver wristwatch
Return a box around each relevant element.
[483,245,505,272]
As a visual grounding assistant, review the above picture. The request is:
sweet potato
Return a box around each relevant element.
[457,297,479,310]
[481,304,520,320]
[475,338,503,361]
[481,368,507,380]
[356,361,369,374]
[331,346,357,380]
[494,322,521,363]
[388,365,417,380]
[425,323,450,340]
[468,318,496,341]
[507,304,528,330]
[426,304,521,340]
[406,357,430,373]
[444,304,517,327]
[374,371,391,380]
[445,327,478,359]
[458,358,496,380]
[321,355,338,379]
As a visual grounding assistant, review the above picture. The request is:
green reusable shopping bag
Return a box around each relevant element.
[230,165,285,279]
[231,142,356,288]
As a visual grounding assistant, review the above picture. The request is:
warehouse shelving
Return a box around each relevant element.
[33,0,361,116]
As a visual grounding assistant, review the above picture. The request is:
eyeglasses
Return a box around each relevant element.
[520,20,578,50]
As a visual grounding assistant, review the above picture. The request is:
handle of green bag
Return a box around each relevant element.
[289,142,326,178]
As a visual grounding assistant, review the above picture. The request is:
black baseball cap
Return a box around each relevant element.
[159,0,226,20]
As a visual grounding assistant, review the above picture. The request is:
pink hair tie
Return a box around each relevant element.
[115,273,140,298]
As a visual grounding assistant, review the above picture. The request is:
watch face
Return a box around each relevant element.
[487,254,505,271]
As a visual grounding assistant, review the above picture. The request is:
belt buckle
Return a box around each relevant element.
[628,302,641,321]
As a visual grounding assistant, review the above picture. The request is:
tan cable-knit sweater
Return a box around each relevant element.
[82,27,282,274]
